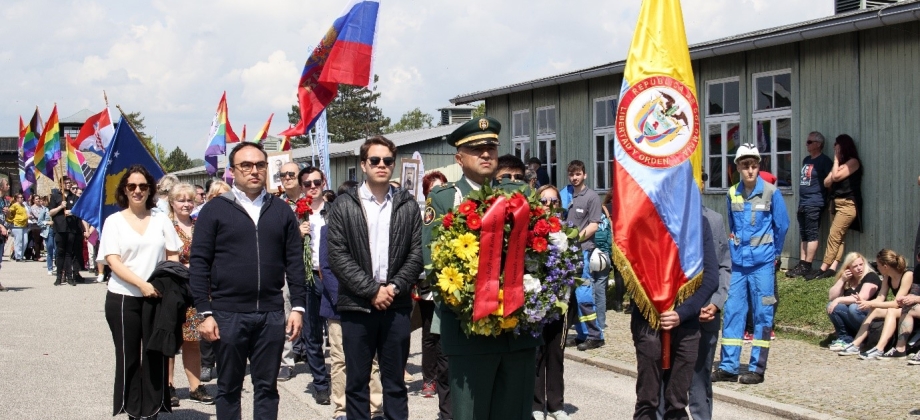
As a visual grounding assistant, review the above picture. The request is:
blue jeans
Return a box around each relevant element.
[10,227,26,260]
[44,232,55,271]
[828,302,868,343]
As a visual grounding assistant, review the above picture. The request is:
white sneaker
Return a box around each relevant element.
[859,348,884,360]
[828,339,847,352]
[908,353,920,365]
[838,343,860,356]
[550,411,572,420]
[95,274,105,283]
[534,411,546,420]
[47,270,53,276]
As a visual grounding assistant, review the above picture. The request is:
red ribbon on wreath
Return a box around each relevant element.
[472,193,530,321]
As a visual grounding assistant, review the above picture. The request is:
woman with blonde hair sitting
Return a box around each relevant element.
[826,252,883,352]
[838,249,916,359]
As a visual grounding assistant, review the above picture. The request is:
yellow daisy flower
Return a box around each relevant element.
[451,233,480,261]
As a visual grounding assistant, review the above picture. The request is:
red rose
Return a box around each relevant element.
[443,212,454,229]
[532,206,545,218]
[533,219,551,237]
[548,217,562,233]
[466,213,482,230]
[485,196,497,206]
[531,236,548,253]
[458,200,478,216]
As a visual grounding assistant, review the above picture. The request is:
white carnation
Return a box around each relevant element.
[523,274,542,293]
[549,231,568,249]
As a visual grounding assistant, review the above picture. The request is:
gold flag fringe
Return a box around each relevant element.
[612,244,703,330]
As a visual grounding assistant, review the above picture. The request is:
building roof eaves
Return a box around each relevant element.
[450,0,920,104]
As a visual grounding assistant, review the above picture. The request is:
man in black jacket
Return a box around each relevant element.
[327,136,423,420]
[189,142,307,420]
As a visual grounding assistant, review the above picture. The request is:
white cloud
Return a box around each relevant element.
[0,0,832,154]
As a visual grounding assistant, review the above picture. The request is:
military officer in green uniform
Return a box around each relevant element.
[422,117,543,420]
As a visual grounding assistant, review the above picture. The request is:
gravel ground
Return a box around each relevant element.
[581,308,920,420]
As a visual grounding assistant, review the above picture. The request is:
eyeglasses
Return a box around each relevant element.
[280,171,297,179]
[125,183,150,192]
[540,197,559,205]
[301,179,323,188]
[366,156,395,167]
[499,174,526,182]
[234,161,268,172]
[806,140,819,145]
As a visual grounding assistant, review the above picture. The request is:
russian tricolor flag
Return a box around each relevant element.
[282,0,380,137]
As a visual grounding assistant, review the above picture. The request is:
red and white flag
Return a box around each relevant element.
[73,108,115,155]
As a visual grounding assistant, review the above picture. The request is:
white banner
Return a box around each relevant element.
[315,111,332,187]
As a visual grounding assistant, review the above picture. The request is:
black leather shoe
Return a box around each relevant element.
[277,366,293,382]
[576,339,605,351]
[710,368,738,383]
[313,388,331,405]
[739,372,765,384]
[564,337,582,348]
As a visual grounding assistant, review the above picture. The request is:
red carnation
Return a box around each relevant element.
[548,217,562,233]
[532,206,545,218]
[295,197,313,221]
[533,219,551,237]
[458,200,478,216]
[531,236,548,253]
[443,212,454,229]
[466,213,482,230]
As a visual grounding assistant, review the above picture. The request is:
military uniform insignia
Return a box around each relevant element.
[423,206,436,225]
[479,118,489,131]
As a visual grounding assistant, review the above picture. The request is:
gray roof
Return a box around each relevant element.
[171,123,462,176]
[451,0,920,103]
[60,109,95,124]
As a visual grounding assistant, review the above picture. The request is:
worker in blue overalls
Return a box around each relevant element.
[711,144,789,385]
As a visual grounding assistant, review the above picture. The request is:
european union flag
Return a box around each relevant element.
[73,116,165,230]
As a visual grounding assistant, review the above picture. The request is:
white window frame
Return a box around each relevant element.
[512,109,532,162]
[535,106,557,186]
[592,96,618,191]
[752,70,793,190]
[703,77,741,192]
[347,166,357,182]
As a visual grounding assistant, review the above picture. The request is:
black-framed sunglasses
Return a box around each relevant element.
[125,183,150,192]
[366,156,395,167]
[301,179,323,188]
[280,171,297,179]
[806,140,819,145]
[500,173,526,182]
[234,161,268,172]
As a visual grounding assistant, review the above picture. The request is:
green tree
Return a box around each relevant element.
[472,102,486,118]
[190,158,205,167]
[384,107,433,133]
[162,146,194,173]
[122,111,167,163]
[288,74,391,145]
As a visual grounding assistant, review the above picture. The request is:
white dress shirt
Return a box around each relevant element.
[232,186,267,224]
[359,182,393,284]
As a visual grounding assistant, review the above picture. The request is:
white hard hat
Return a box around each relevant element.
[589,248,611,273]
[734,143,761,164]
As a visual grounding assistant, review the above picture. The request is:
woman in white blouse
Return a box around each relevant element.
[99,165,180,419]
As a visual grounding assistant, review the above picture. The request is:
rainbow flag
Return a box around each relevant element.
[281,0,379,136]
[64,134,88,188]
[203,92,239,176]
[612,0,703,329]
[279,135,291,152]
[35,104,62,179]
[18,117,34,198]
[251,113,273,144]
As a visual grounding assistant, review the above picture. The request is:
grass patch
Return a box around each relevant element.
[775,274,835,334]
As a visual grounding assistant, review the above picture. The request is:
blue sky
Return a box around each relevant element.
[0,0,832,155]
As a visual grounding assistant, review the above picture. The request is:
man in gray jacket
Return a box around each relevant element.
[687,205,732,420]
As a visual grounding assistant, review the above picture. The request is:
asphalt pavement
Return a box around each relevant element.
[0,258,783,419]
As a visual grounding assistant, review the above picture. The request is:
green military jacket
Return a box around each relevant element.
[422,176,542,356]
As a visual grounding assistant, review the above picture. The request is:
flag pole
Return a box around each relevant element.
[114,105,166,174]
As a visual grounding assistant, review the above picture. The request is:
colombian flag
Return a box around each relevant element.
[612,0,703,329]
[281,0,380,137]
[35,104,62,179]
